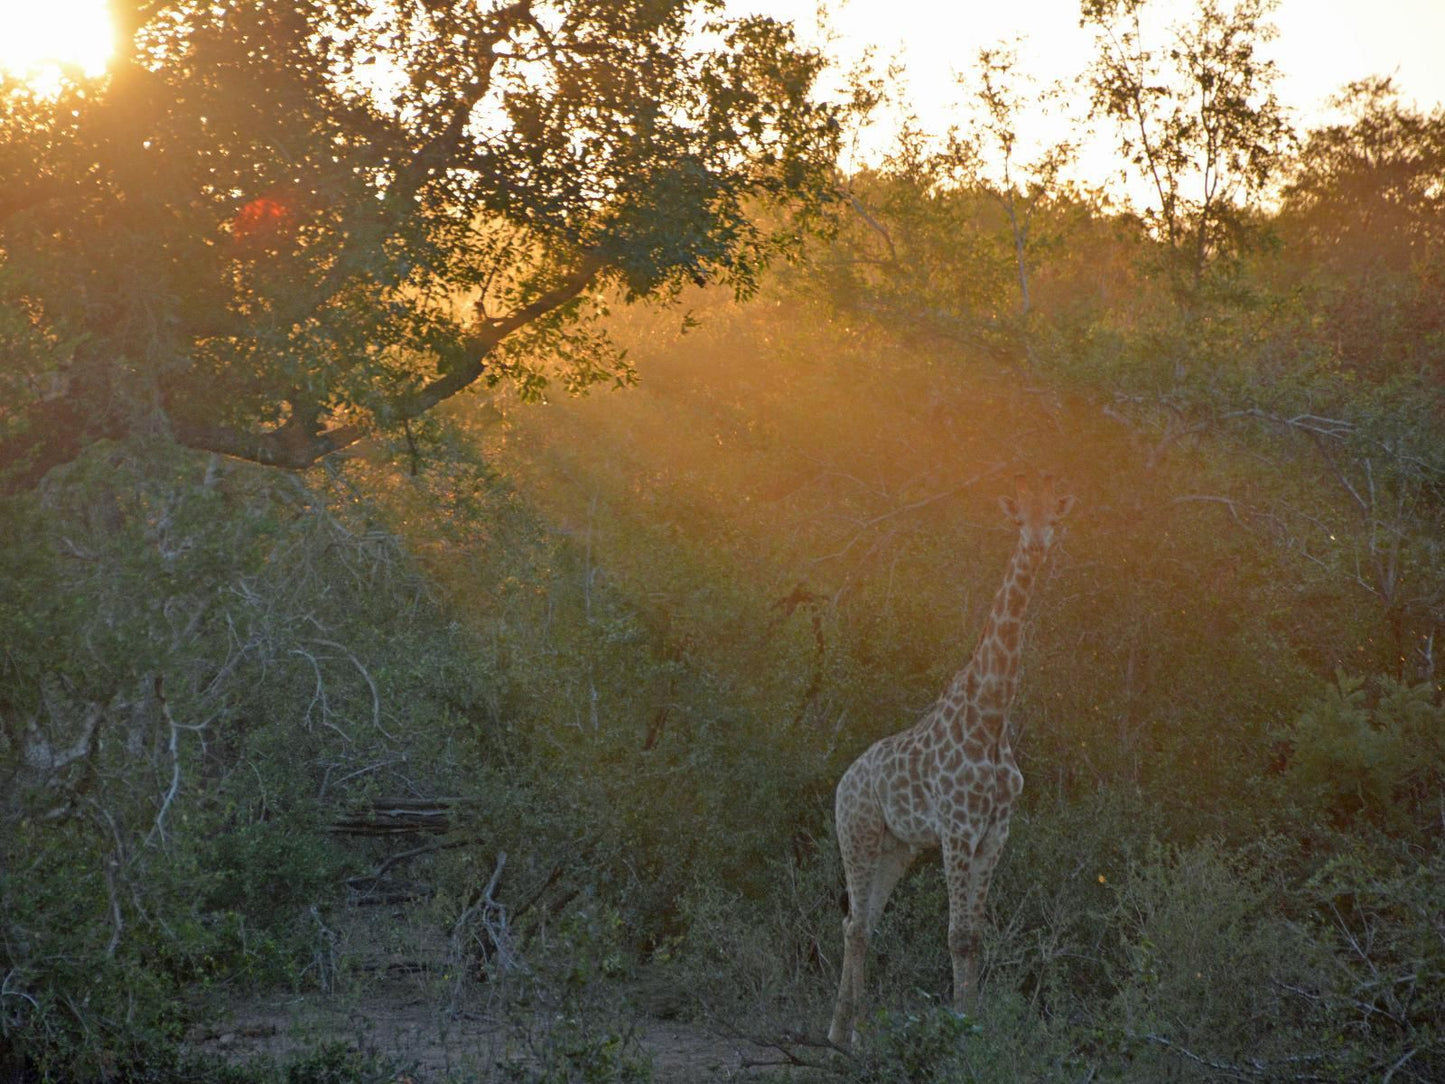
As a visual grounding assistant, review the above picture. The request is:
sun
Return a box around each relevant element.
[0,0,115,80]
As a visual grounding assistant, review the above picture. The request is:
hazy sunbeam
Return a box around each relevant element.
[0,0,114,81]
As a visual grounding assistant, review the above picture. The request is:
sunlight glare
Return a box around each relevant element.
[0,0,115,82]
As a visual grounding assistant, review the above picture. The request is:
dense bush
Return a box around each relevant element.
[1281,674,1445,836]
[0,441,500,1076]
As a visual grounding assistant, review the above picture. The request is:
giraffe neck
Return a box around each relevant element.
[942,541,1043,739]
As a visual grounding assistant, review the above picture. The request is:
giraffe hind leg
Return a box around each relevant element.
[864,835,914,932]
[830,827,913,1045]
[830,837,872,1044]
[830,796,880,1046]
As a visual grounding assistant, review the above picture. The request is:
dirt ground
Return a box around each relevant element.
[189,995,827,1081]
[185,905,837,1082]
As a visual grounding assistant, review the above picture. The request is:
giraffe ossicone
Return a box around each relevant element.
[827,473,1075,1046]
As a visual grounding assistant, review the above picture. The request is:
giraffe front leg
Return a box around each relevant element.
[944,824,1009,1017]
[942,835,983,1017]
[829,813,872,1046]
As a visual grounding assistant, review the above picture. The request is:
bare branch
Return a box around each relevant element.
[147,676,182,848]
[844,190,897,265]
[448,850,527,1001]
[708,1012,846,1071]
[21,701,104,777]
[1138,1031,1334,1083]
[309,638,395,742]
[1224,408,1355,440]
[1172,493,1248,530]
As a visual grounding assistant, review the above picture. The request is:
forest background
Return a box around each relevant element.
[2,0,1443,1081]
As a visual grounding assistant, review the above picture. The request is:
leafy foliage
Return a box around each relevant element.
[0,0,841,490]
[1300,843,1445,1081]
[0,440,495,1076]
[849,1004,977,1084]
[1282,673,1445,834]
[1081,0,1293,302]
[497,1014,654,1084]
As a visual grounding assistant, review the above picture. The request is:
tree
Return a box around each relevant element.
[1080,0,1292,303]
[0,0,841,492]
[953,42,1077,367]
[1280,77,1445,285]
[1263,80,1445,672]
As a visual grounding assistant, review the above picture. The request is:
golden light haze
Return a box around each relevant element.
[2,0,1440,201]
[744,0,1445,113]
[8,1,1443,109]
[0,0,112,79]
[736,0,1445,169]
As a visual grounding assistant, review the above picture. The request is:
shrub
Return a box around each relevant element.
[1281,673,1445,835]
[1107,838,1325,1078]
[0,441,494,1077]
[848,1003,976,1084]
[497,1014,654,1084]
[1296,839,1445,1081]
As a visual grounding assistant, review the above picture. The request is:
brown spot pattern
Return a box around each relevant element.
[828,477,1073,1046]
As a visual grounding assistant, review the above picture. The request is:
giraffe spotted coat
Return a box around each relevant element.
[828,475,1074,1046]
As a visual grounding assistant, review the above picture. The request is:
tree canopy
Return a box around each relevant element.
[0,0,840,491]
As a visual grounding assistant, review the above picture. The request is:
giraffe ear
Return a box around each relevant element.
[999,495,1021,522]
[1054,494,1076,518]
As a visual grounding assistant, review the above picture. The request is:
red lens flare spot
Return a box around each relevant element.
[231,195,293,247]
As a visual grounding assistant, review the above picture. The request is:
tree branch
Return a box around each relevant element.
[160,253,606,472]
[392,1,536,203]
[844,190,897,265]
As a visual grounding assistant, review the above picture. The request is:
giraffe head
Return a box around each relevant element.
[998,474,1075,558]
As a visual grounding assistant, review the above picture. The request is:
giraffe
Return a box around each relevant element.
[828,474,1074,1046]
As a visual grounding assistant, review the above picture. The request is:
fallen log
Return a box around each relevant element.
[330,797,461,836]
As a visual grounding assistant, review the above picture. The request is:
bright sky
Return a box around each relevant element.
[2,0,1442,173]
[735,0,1445,148]
[0,0,112,79]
